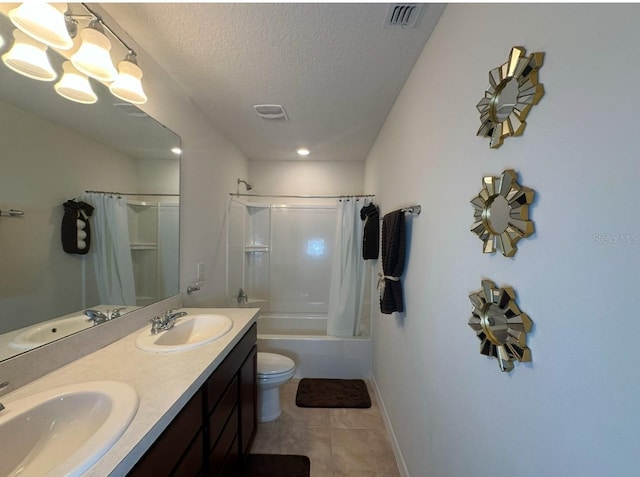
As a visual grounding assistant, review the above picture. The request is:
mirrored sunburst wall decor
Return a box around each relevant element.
[476,46,545,149]
[471,169,534,257]
[468,279,532,372]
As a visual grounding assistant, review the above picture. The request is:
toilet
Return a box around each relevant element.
[257,352,296,422]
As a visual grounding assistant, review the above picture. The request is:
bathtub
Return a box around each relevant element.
[257,313,372,379]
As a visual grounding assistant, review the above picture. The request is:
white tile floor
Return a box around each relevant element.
[250,380,401,477]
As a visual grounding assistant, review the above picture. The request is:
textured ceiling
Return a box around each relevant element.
[102,3,445,161]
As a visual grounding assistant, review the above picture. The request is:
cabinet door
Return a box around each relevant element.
[127,391,203,477]
[239,345,257,456]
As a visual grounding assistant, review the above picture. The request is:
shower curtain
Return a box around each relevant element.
[83,193,136,306]
[327,199,367,337]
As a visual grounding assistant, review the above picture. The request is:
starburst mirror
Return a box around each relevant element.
[471,169,534,257]
[476,46,545,148]
[468,279,532,372]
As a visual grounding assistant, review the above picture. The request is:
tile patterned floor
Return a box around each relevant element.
[250,379,401,477]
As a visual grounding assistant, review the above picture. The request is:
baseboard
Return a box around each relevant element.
[370,374,410,477]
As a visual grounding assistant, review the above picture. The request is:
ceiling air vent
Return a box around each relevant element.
[253,104,288,121]
[385,4,423,28]
[112,102,151,119]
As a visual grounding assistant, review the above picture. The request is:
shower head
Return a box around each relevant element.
[237,178,253,193]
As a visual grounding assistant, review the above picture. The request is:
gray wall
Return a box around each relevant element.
[366,4,640,477]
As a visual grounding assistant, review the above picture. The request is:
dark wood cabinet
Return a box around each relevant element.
[128,323,257,477]
[238,346,257,456]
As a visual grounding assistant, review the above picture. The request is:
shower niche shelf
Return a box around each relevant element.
[227,200,271,310]
[244,246,270,252]
[127,200,179,307]
[130,243,158,250]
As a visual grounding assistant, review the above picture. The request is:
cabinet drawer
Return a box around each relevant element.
[219,434,240,477]
[171,433,203,477]
[208,375,238,449]
[206,323,257,411]
[209,406,239,475]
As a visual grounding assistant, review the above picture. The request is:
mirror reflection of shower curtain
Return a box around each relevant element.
[327,199,367,337]
[83,193,136,306]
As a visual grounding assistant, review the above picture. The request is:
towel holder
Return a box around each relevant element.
[401,205,421,215]
[0,209,24,217]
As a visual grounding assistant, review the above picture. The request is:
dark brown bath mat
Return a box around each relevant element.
[295,378,371,408]
[242,454,310,477]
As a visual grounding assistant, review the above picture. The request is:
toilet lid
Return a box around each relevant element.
[257,352,295,375]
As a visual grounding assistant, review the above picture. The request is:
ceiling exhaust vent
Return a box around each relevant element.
[385,4,423,28]
[253,104,289,121]
[112,102,151,119]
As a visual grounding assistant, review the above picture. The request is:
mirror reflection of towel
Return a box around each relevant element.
[61,199,94,254]
[380,210,405,313]
[360,203,379,259]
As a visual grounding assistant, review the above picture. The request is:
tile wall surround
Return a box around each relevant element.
[0,295,181,397]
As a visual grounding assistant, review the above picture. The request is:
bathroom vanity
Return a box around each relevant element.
[128,321,257,476]
[0,307,259,477]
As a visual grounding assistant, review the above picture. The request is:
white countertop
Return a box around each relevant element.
[0,307,260,477]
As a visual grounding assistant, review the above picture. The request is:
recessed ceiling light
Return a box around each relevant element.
[171,147,182,154]
[297,148,310,156]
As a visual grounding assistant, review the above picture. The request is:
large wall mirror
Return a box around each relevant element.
[0,12,181,361]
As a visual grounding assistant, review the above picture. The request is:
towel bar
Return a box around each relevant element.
[0,209,24,217]
[401,205,421,215]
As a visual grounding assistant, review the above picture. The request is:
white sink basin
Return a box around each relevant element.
[135,313,233,352]
[10,315,91,350]
[0,381,139,477]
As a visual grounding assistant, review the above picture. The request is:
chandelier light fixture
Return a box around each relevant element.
[70,19,117,82]
[0,2,148,105]
[8,2,74,50]
[109,53,147,104]
[54,60,97,104]
[2,28,57,81]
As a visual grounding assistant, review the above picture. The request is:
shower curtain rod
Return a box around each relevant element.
[229,193,375,199]
[85,190,179,197]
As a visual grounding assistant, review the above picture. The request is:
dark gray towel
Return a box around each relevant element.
[380,209,405,313]
[360,203,380,260]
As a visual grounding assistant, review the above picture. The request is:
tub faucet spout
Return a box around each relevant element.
[237,288,248,305]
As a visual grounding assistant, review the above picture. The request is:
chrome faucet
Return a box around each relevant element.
[84,307,126,325]
[84,309,108,324]
[236,288,248,305]
[150,309,188,334]
[109,307,126,319]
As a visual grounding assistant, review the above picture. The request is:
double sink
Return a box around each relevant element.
[0,310,234,476]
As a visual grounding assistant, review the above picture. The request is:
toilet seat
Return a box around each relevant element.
[257,352,295,377]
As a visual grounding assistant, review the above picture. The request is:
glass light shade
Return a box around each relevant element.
[8,2,73,50]
[109,59,147,104]
[2,29,56,81]
[71,26,117,82]
[55,61,97,104]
